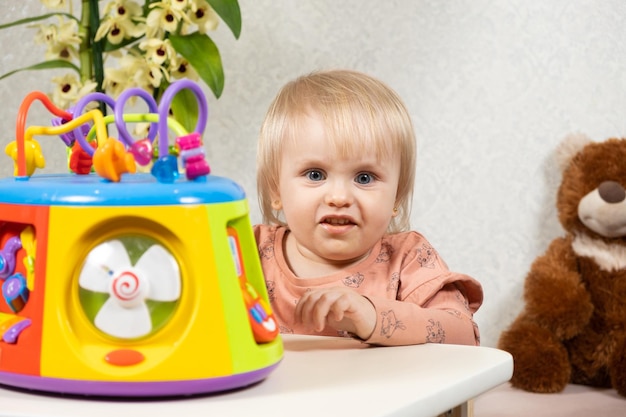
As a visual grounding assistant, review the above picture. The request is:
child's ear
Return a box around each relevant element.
[391,199,401,217]
[270,192,282,210]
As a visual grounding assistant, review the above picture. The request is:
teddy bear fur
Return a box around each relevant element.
[498,133,626,396]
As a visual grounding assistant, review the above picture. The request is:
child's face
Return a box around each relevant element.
[273,112,401,267]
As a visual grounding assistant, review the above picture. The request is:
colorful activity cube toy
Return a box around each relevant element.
[0,79,282,397]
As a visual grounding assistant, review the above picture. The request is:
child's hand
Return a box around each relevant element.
[295,287,376,340]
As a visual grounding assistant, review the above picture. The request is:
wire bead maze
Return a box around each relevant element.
[5,79,210,183]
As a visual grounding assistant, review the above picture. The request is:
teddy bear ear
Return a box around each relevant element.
[555,132,592,172]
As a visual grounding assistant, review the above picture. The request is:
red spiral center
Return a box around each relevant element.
[112,271,140,301]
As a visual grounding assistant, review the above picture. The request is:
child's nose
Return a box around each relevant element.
[324,181,353,207]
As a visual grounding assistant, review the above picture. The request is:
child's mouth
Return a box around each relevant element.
[320,216,357,233]
[324,218,353,226]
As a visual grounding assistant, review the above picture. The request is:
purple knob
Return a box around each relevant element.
[0,237,22,280]
[3,273,29,313]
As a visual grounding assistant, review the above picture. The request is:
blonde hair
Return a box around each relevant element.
[256,69,416,233]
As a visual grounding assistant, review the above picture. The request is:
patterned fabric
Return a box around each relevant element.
[254,224,483,346]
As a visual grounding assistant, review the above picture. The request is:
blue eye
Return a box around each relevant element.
[355,173,373,184]
[306,170,325,181]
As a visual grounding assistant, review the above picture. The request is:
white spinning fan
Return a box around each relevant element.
[78,239,181,339]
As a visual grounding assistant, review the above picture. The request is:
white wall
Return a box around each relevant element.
[2,1,626,347]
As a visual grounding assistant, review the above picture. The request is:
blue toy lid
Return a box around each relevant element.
[0,173,246,206]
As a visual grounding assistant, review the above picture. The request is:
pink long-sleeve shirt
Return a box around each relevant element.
[254,224,483,346]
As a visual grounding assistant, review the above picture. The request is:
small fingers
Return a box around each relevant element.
[295,289,355,332]
[294,291,321,330]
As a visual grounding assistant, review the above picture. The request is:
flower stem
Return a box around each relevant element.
[78,0,104,94]
[88,0,104,93]
[78,0,93,85]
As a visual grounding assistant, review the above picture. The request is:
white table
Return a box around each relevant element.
[0,335,512,417]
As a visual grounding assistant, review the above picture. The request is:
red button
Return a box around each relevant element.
[105,349,145,366]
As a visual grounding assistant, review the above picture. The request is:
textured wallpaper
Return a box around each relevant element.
[2,0,626,347]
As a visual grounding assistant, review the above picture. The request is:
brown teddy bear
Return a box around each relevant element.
[498,133,626,396]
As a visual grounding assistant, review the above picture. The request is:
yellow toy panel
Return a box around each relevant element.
[0,80,282,396]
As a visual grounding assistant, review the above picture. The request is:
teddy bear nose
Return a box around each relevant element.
[598,180,626,203]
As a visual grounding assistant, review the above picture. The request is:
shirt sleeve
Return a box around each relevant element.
[364,279,481,346]
[361,233,483,346]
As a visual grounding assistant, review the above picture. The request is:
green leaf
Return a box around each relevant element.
[0,12,78,30]
[206,0,242,39]
[171,87,199,134]
[0,60,80,81]
[169,33,224,98]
